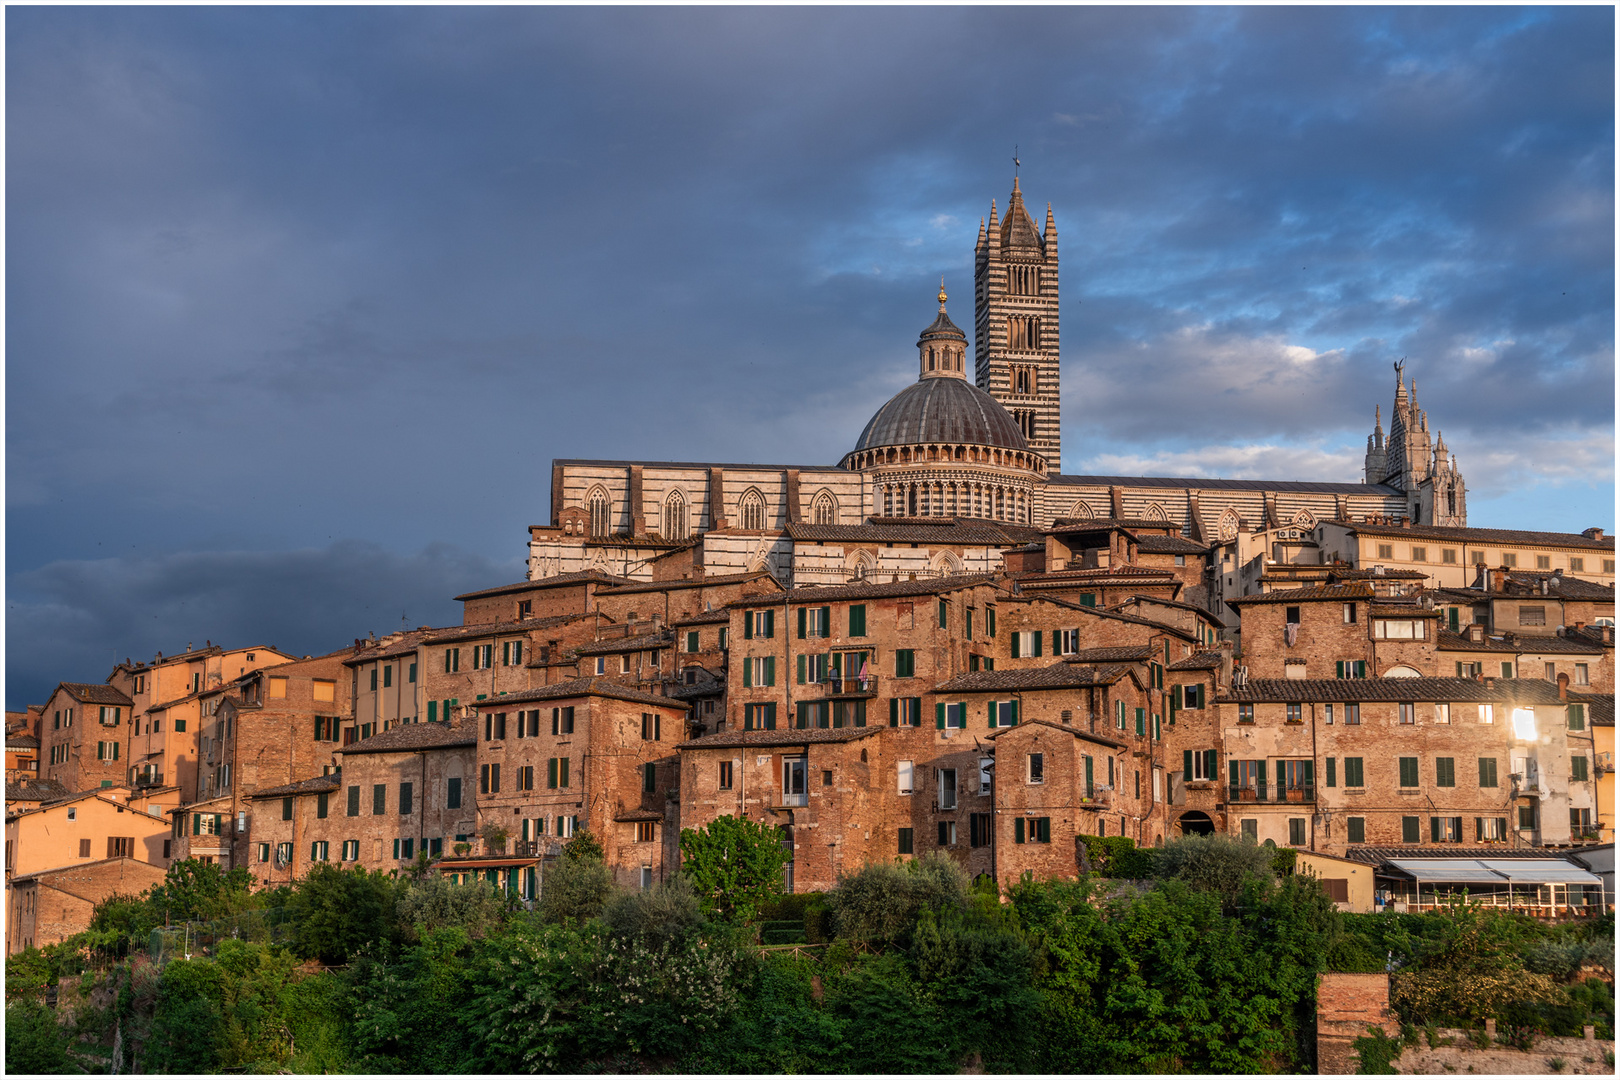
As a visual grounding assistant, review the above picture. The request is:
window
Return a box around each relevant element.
[311,678,335,703]
[798,605,831,639]
[685,631,700,653]
[1186,748,1217,782]
[1568,704,1586,731]
[1345,817,1366,843]
[1240,819,1258,841]
[1441,548,1457,564]
[718,761,734,790]
[257,842,270,862]
[937,768,958,809]
[782,757,807,804]
[970,813,992,847]
[889,697,922,727]
[399,782,413,816]
[897,759,914,795]
[1402,816,1421,843]
[1501,553,1517,568]
[1478,703,1494,724]
[594,657,606,676]
[1519,805,1538,830]
[447,777,462,809]
[1288,819,1306,846]
[1324,703,1335,725]
[277,841,294,863]
[986,700,1015,728]
[1343,756,1365,787]
[342,839,359,861]
[1014,817,1051,844]
[1477,817,1506,842]
[1502,661,1515,678]
[78,838,93,858]
[1435,758,1455,787]
[1430,816,1463,843]
[347,785,360,816]
[1519,605,1546,627]
[1286,703,1303,722]
[502,641,523,666]
[1335,660,1366,679]
[848,604,867,637]
[1472,756,1499,788]
[547,758,570,789]
[370,784,387,814]
[743,610,775,639]
[268,677,288,698]
[739,489,766,531]
[1606,560,1616,574]
[408,662,416,683]
[1411,547,1427,563]
[1179,684,1205,709]
[636,821,657,843]
[395,838,415,861]
[1011,631,1043,658]
[1398,703,1415,725]
[1575,664,1589,686]
[895,650,915,677]
[743,656,776,687]
[311,840,330,862]
[1375,620,1423,640]
[898,828,914,855]
[1237,703,1255,723]
[1571,756,1589,782]
[1028,753,1044,784]
[1398,757,1419,788]
[643,762,658,793]
[641,712,662,741]
[1377,544,1393,559]
[551,706,575,735]
[1536,554,1551,570]
[937,820,957,846]
[743,702,777,730]
[1059,628,1080,654]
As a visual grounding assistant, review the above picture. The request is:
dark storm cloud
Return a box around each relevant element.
[5,542,518,709]
[7,6,1612,707]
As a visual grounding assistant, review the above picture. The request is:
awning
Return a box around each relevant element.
[1386,858,1601,887]
[436,857,542,870]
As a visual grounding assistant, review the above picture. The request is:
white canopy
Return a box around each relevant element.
[1387,858,1601,886]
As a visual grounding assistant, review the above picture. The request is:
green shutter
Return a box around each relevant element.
[989,702,997,727]
[428,700,437,722]
[798,607,807,639]
[1008,700,1017,726]
[548,759,558,788]
[1569,704,1586,730]
[936,702,946,730]
[850,604,866,637]
[798,655,806,684]
[742,660,751,688]
[1032,632,1042,657]
[939,600,948,628]
[764,656,775,686]
[560,758,569,788]
[1326,757,1336,787]
[1051,629,1060,654]
[1256,760,1266,797]
[988,608,996,637]
[1135,708,1145,736]
[1085,756,1094,797]
[890,698,899,727]
[1204,749,1216,781]
[1336,661,1344,679]
[1431,817,1441,842]
[1015,818,1025,844]
[821,607,831,635]
[744,613,754,640]
[1011,633,1020,658]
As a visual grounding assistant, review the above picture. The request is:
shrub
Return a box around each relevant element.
[396,873,511,942]
[538,847,618,925]
[285,863,402,964]
[5,998,72,1073]
[1076,835,1153,878]
[826,852,968,943]
[601,873,709,949]
[1151,833,1276,904]
[1353,1026,1403,1074]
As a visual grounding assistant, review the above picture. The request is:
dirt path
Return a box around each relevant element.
[1393,1031,1613,1075]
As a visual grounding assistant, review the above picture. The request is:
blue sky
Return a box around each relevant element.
[6,6,1613,709]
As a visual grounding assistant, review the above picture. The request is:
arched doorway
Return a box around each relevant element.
[1178,810,1214,836]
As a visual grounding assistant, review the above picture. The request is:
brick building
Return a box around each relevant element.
[40,683,135,792]
[7,857,168,953]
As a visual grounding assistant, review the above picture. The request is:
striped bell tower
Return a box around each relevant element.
[976,177,1061,466]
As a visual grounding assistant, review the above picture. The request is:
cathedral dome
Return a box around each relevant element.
[853,376,1030,453]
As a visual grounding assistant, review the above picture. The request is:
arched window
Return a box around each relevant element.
[1144,503,1169,522]
[587,487,612,538]
[812,491,837,525]
[1068,500,1094,519]
[1291,508,1317,531]
[738,489,766,531]
[663,491,688,541]
[1217,508,1241,543]
[928,347,936,371]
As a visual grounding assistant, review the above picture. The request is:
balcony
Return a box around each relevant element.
[1226,784,1316,805]
[810,677,879,698]
[1078,788,1114,810]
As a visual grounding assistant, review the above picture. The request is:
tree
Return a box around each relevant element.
[285,863,401,964]
[5,999,71,1073]
[679,815,789,922]
[539,840,618,925]
[147,859,258,923]
[1151,833,1275,907]
[601,873,708,948]
[396,874,511,943]
[826,852,969,943]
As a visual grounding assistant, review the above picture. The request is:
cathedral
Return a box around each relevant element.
[529,178,1467,588]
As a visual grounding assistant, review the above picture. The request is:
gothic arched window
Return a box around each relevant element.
[738,488,766,531]
[587,487,611,538]
[663,491,688,541]
[812,491,837,525]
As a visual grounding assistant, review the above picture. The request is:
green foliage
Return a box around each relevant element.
[1151,833,1277,906]
[1271,846,1299,875]
[5,998,73,1073]
[395,872,511,943]
[679,814,790,922]
[1077,834,1155,878]
[284,862,401,964]
[539,845,619,924]
[146,859,258,923]
[826,852,969,943]
[601,873,710,949]
[562,827,604,863]
[1353,1026,1403,1074]
[1389,902,1561,1025]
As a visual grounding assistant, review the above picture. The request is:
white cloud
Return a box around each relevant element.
[1080,442,1363,482]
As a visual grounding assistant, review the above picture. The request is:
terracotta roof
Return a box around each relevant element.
[1344,522,1616,551]
[6,733,40,749]
[249,773,343,799]
[55,683,134,707]
[667,678,726,701]
[1048,473,1399,496]
[727,574,997,607]
[1134,535,1210,554]
[1568,692,1614,726]
[475,677,685,710]
[935,662,1132,693]
[436,855,547,869]
[983,717,1129,749]
[453,571,637,601]
[345,629,443,665]
[677,726,881,750]
[1061,645,1153,664]
[999,595,1198,641]
[594,572,777,596]
[1368,604,1439,618]
[1015,566,1176,583]
[670,610,732,627]
[785,521,1042,545]
[5,778,69,802]
[1506,635,1608,655]
[1329,568,1431,581]
[1219,676,1569,705]
[340,721,477,756]
[572,633,675,656]
[1493,573,1616,600]
[1226,584,1374,605]
[1435,631,1519,654]
[613,808,665,822]
[1167,651,1224,671]
[1112,594,1227,627]
[1047,517,1185,532]
[422,613,591,646]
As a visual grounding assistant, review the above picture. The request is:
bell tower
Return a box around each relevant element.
[976,177,1061,467]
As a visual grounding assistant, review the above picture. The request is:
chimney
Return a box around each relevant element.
[1491,566,1508,593]
[1483,676,1495,690]
[1582,527,1605,541]
[1557,672,1569,700]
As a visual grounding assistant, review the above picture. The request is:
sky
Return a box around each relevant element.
[6,6,1614,710]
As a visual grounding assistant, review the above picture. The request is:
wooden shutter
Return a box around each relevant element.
[1051,629,1060,654]
[1008,700,1017,725]
[890,698,899,727]
[1011,633,1020,658]
[850,604,866,637]
[1185,749,1194,779]
[742,660,752,688]
[820,607,831,635]
[548,758,558,788]
[798,608,807,639]
[1255,759,1266,795]
[1085,755,1094,796]
[798,655,807,684]
[1033,632,1042,657]
[988,702,997,728]
[744,613,754,640]
[936,702,946,729]
[1015,817,1025,844]
[764,657,775,686]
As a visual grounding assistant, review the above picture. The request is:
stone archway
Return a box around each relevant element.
[1178,810,1215,836]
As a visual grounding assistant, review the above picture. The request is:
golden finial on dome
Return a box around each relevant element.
[938,277,947,311]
